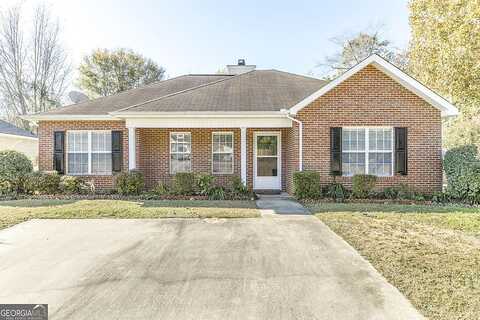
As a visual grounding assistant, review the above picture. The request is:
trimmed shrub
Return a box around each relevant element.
[352,174,377,198]
[115,170,144,195]
[0,150,33,192]
[173,172,196,195]
[293,171,321,199]
[196,173,215,195]
[25,171,61,194]
[324,182,348,202]
[444,145,480,202]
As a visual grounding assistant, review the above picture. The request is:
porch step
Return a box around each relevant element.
[253,189,282,195]
[256,192,292,200]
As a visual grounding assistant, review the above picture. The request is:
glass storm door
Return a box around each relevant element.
[254,132,281,190]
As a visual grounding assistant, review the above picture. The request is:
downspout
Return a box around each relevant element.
[281,109,303,171]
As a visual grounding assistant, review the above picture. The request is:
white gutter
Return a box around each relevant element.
[281,109,303,171]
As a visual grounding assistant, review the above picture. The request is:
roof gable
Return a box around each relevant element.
[289,54,459,117]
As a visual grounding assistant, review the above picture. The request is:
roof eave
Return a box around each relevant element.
[109,111,287,118]
[0,132,38,140]
[21,114,119,122]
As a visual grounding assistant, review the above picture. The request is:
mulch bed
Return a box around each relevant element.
[0,194,210,202]
[301,197,434,205]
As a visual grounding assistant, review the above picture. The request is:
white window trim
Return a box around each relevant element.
[169,132,192,174]
[341,127,394,177]
[66,130,112,176]
[211,132,234,175]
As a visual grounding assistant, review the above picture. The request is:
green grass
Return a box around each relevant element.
[307,202,480,320]
[0,199,259,229]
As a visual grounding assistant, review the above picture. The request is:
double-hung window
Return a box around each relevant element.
[212,132,234,174]
[170,133,191,174]
[342,127,393,177]
[67,131,112,175]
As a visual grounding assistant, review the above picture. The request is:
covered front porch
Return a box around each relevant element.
[122,113,299,192]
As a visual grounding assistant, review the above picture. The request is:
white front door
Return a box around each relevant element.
[254,132,281,190]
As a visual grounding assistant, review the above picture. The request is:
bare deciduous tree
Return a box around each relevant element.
[0,4,71,130]
[314,28,407,79]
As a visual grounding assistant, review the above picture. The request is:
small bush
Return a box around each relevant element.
[25,171,61,194]
[396,184,418,200]
[381,184,417,200]
[152,181,170,195]
[382,186,398,199]
[59,175,89,194]
[0,180,12,195]
[352,174,377,198]
[229,176,249,194]
[115,170,144,195]
[444,145,480,203]
[196,173,215,195]
[324,182,349,202]
[208,185,226,200]
[293,171,321,199]
[431,191,451,203]
[0,150,33,192]
[173,172,195,195]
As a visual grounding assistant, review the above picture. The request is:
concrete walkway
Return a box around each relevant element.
[256,193,310,215]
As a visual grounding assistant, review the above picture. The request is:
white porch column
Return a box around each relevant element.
[240,127,247,185]
[128,127,136,170]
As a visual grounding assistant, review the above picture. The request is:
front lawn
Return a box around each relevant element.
[0,199,259,229]
[307,202,480,320]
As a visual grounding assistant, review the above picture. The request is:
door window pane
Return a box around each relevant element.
[257,157,278,176]
[257,136,277,156]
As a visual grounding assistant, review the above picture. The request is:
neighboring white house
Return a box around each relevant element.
[0,120,38,168]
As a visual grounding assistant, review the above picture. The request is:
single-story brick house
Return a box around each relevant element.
[24,55,458,194]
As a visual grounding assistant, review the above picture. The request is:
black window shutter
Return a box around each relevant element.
[330,127,342,176]
[53,131,65,174]
[111,131,123,173]
[395,127,408,175]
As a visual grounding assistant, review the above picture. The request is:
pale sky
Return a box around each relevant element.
[1,0,411,82]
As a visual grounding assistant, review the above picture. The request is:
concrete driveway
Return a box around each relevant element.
[0,216,422,320]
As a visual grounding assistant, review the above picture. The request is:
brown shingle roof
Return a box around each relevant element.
[121,70,325,113]
[41,75,232,115]
[36,70,325,116]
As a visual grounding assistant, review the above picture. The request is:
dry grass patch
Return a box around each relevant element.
[0,199,259,229]
[308,203,480,320]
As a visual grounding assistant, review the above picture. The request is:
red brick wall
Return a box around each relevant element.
[37,65,443,194]
[137,128,241,189]
[38,120,129,190]
[287,65,443,194]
